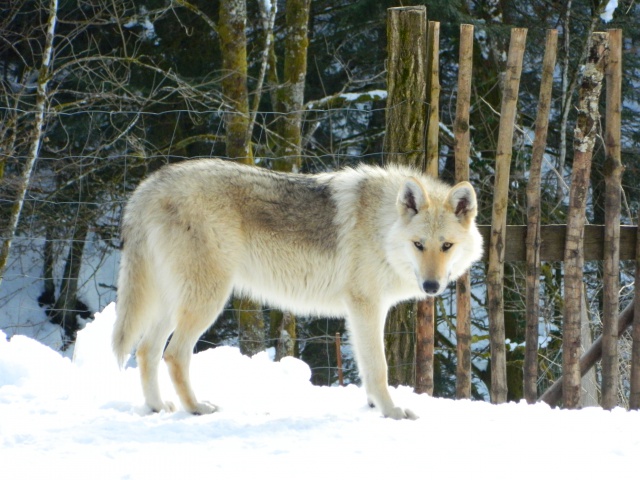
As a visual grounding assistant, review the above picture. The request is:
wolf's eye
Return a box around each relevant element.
[442,242,453,252]
[413,241,424,251]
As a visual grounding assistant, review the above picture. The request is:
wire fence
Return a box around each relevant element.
[1,179,634,397]
[1,85,637,398]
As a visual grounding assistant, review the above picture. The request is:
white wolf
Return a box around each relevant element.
[113,159,483,419]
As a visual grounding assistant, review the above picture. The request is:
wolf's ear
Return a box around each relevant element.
[447,181,477,226]
[397,178,428,219]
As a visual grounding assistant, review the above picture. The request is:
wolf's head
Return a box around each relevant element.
[388,177,483,297]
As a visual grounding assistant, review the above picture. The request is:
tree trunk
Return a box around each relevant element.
[219,0,264,357]
[219,0,252,162]
[0,0,58,288]
[268,0,311,359]
[273,0,311,172]
[385,7,427,168]
[384,6,427,387]
[52,216,89,346]
[38,226,56,308]
[271,310,296,361]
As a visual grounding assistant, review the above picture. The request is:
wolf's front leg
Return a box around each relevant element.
[346,297,418,420]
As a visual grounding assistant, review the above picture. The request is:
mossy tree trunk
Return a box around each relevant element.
[219,0,264,357]
[268,0,311,360]
[219,0,252,163]
[272,0,310,173]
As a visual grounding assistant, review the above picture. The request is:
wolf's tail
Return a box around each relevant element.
[113,237,153,368]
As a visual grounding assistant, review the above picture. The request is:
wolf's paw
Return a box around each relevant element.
[189,401,218,416]
[148,401,176,414]
[384,406,419,420]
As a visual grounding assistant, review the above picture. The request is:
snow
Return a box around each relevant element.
[0,235,119,356]
[339,90,387,102]
[307,89,388,110]
[123,6,158,44]
[261,0,273,14]
[2,304,640,479]
[600,0,618,22]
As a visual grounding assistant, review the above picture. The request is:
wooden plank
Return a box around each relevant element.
[477,225,637,262]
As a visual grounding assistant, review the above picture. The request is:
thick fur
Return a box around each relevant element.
[113,159,483,419]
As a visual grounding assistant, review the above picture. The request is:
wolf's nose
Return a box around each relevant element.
[422,280,440,295]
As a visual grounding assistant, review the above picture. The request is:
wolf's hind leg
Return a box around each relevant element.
[137,315,177,413]
[164,289,230,415]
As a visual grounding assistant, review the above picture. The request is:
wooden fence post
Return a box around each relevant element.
[524,29,558,404]
[602,28,623,410]
[454,23,474,400]
[415,19,440,396]
[385,5,427,387]
[335,332,344,387]
[631,217,640,410]
[385,6,427,168]
[425,21,440,175]
[562,32,608,409]
[487,28,527,404]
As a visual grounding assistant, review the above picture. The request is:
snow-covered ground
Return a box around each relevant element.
[1,302,639,480]
[0,235,119,355]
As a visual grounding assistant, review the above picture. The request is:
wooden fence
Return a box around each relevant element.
[386,6,638,409]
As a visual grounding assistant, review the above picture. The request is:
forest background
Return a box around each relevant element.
[1,0,639,405]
